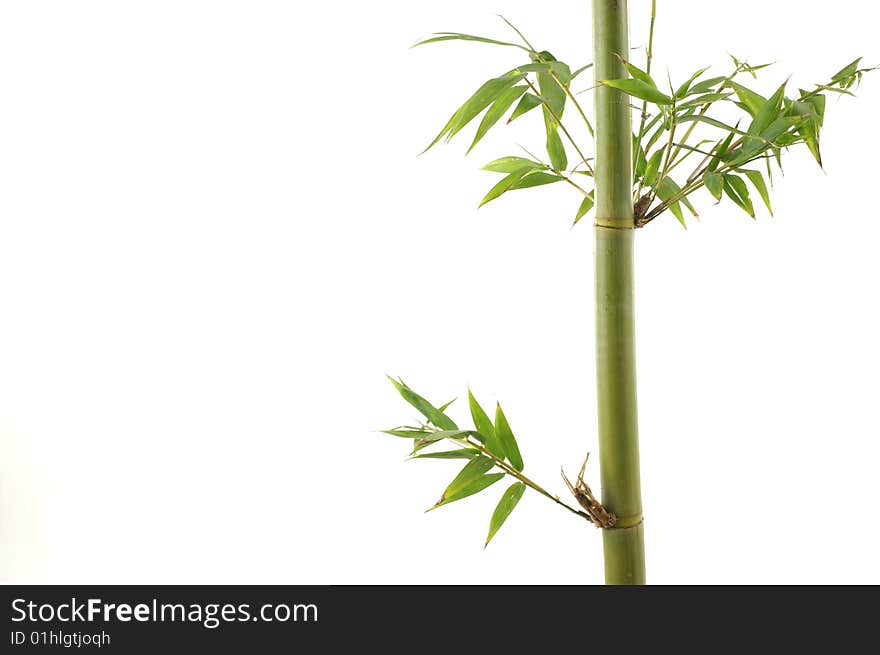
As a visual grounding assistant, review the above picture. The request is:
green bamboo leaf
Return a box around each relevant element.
[533,52,569,115]
[413,33,529,49]
[485,482,526,546]
[788,99,823,167]
[438,398,456,413]
[573,192,595,226]
[741,169,773,216]
[681,194,698,218]
[654,177,687,228]
[727,81,766,117]
[802,93,826,126]
[508,93,544,123]
[730,55,774,79]
[745,80,787,152]
[570,63,594,80]
[831,57,862,85]
[483,156,547,174]
[431,473,505,509]
[633,135,647,180]
[687,76,727,95]
[479,169,531,207]
[678,92,733,110]
[445,456,495,493]
[546,128,567,171]
[410,429,481,454]
[704,171,723,201]
[388,377,458,430]
[382,428,431,438]
[468,85,528,153]
[677,115,758,139]
[422,108,464,154]
[601,79,672,105]
[411,449,480,460]
[722,174,754,218]
[449,72,527,139]
[531,51,569,171]
[510,172,564,189]
[495,403,524,471]
[411,435,447,453]
[675,66,711,99]
[424,73,527,153]
[708,128,738,172]
[643,150,663,186]
[620,59,656,87]
[468,389,504,458]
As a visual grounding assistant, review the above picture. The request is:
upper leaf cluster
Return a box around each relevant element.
[415,17,873,228]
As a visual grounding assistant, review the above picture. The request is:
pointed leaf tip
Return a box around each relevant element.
[494,403,524,471]
[485,482,526,546]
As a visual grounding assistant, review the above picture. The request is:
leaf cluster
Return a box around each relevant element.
[383,377,535,546]
[415,16,874,228]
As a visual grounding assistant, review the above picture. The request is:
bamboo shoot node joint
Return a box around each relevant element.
[562,454,618,529]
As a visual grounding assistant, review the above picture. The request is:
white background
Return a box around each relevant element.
[1,0,878,584]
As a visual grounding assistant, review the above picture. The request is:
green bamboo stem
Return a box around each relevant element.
[592,0,646,585]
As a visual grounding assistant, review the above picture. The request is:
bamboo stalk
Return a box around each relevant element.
[592,0,646,584]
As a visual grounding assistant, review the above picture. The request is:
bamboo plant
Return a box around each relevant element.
[380,1,873,584]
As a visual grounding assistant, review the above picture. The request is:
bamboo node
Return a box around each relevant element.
[561,454,617,529]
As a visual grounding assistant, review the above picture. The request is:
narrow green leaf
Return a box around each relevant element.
[508,93,544,123]
[788,100,823,167]
[510,171,564,189]
[479,169,530,207]
[410,429,480,453]
[704,171,723,201]
[431,473,505,509]
[722,174,755,218]
[620,59,656,87]
[444,456,495,495]
[677,114,758,139]
[388,377,458,430]
[741,169,773,216]
[570,63,593,80]
[422,108,463,154]
[745,80,787,152]
[727,81,767,116]
[708,128,738,172]
[687,76,727,95]
[440,73,526,147]
[643,150,663,186]
[831,57,862,84]
[654,177,687,228]
[633,134,647,180]
[601,78,672,105]
[485,482,526,546]
[468,389,504,458]
[382,429,431,438]
[411,449,480,460]
[413,32,529,50]
[802,93,826,126]
[495,403,523,471]
[533,52,569,115]
[573,192,595,226]
[546,127,567,171]
[467,84,527,153]
[675,66,711,99]
[483,156,547,174]
[678,92,734,110]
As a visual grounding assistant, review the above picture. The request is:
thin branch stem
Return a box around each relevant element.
[633,0,657,202]
[457,438,592,521]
